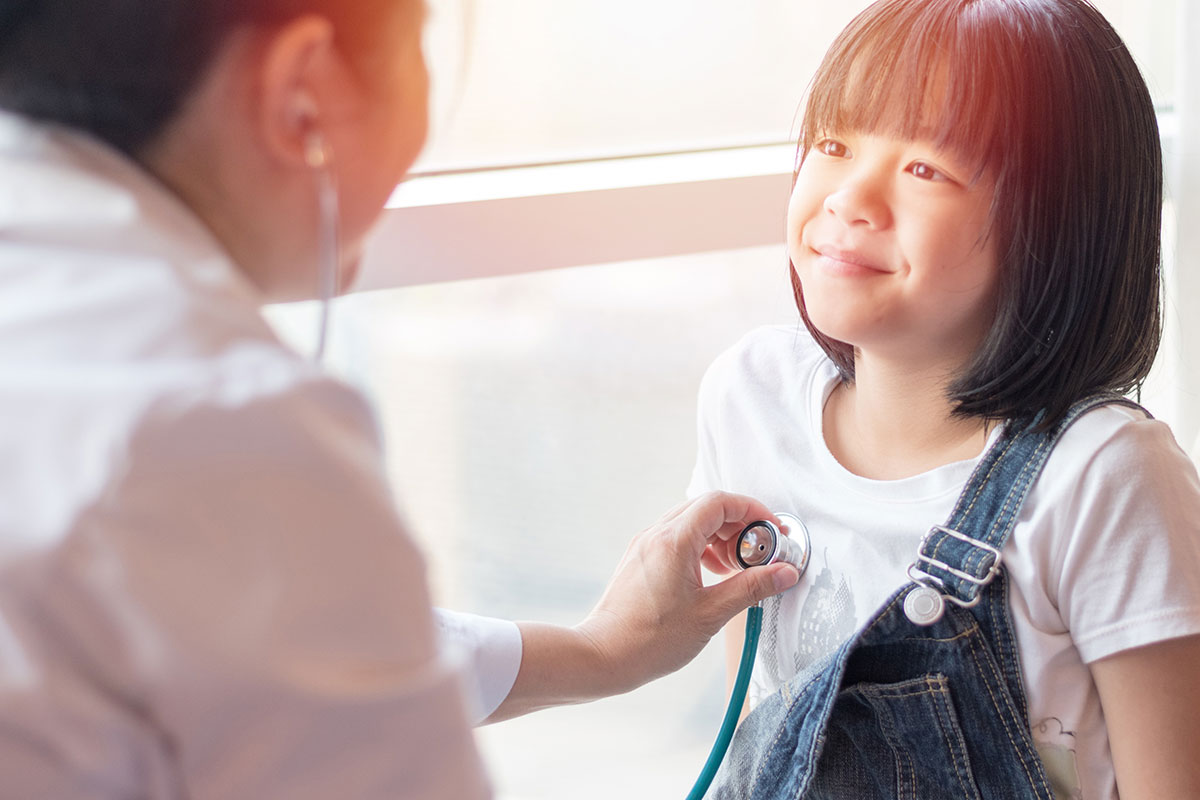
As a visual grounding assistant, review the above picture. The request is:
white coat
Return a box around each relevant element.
[0,110,519,798]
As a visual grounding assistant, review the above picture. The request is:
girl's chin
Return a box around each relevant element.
[803,311,881,351]
[802,296,862,335]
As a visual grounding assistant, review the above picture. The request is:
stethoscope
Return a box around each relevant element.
[687,513,812,800]
[734,512,812,573]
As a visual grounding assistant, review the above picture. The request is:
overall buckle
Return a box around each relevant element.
[904,526,1004,626]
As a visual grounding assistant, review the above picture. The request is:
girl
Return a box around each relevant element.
[692,0,1200,797]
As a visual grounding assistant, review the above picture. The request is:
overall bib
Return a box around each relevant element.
[711,396,1138,800]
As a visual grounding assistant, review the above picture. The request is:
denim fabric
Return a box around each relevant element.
[710,396,1141,800]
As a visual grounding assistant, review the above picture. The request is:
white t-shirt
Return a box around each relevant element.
[0,111,519,798]
[689,325,1200,800]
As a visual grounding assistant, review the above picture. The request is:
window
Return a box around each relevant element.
[417,0,865,170]
[267,2,1198,796]
[415,0,1179,172]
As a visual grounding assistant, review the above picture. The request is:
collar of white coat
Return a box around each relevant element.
[0,109,262,306]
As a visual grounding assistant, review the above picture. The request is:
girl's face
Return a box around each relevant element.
[787,130,1000,370]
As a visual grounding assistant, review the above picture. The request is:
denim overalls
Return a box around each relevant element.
[710,396,1139,800]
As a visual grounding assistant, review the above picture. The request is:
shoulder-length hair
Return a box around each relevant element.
[791,0,1162,428]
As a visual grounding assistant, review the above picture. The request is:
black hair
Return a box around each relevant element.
[790,0,1163,429]
[0,0,411,156]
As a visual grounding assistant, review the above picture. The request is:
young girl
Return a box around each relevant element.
[691,0,1200,797]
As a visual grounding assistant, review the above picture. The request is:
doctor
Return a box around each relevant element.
[0,0,799,797]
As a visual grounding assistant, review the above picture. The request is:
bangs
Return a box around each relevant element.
[800,0,1017,181]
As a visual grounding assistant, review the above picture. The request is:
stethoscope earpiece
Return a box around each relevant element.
[303,130,328,169]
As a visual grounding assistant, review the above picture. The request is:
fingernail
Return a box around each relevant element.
[773,565,800,591]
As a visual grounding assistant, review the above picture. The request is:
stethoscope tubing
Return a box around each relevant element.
[686,603,763,800]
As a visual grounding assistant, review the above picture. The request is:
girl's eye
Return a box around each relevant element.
[907,161,951,182]
[816,139,850,158]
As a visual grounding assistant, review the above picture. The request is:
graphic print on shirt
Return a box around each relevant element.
[793,549,857,673]
[758,594,786,687]
[1032,717,1083,800]
[757,549,858,688]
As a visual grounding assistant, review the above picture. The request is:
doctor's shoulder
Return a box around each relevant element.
[131,350,387,482]
[101,351,426,588]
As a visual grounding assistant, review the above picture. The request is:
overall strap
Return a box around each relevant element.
[908,394,1146,612]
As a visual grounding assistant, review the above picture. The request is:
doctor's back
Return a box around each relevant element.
[0,1,491,797]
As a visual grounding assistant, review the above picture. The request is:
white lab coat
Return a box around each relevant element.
[0,111,519,798]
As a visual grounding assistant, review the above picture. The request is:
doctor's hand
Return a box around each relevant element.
[487,492,799,723]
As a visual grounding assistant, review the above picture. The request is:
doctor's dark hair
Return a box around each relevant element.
[0,0,414,155]
[790,0,1162,429]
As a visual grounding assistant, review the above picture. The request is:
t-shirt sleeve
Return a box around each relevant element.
[687,354,730,500]
[68,377,492,799]
[1048,413,1200,664]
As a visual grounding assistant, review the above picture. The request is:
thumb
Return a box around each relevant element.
[706,564,800,624]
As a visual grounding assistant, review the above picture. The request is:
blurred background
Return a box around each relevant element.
[266,1,1192,797]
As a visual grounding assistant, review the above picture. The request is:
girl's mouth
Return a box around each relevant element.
[812,244,891,276]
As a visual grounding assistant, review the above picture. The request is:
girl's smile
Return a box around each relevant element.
[811,243,893,277]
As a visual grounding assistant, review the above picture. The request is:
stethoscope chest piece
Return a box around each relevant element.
[735,512,812,578]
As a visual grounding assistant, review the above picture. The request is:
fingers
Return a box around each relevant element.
[701,543,736,575]
[705,535,747,573]
[655,495,698,525]
[671,492,778,553]
[707,491,777,530]
[703,564,800,627]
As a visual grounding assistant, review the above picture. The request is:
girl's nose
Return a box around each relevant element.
[823,175,891,230]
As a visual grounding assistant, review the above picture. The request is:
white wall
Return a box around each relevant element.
[1171,0,1200,455]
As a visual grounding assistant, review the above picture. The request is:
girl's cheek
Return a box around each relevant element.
[786,186,813,250]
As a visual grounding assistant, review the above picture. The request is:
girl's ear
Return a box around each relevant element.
[255,15,338,168]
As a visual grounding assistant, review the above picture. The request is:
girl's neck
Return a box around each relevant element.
[823,354,992,481]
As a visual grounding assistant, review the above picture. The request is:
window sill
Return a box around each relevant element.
[353,144,795,291]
